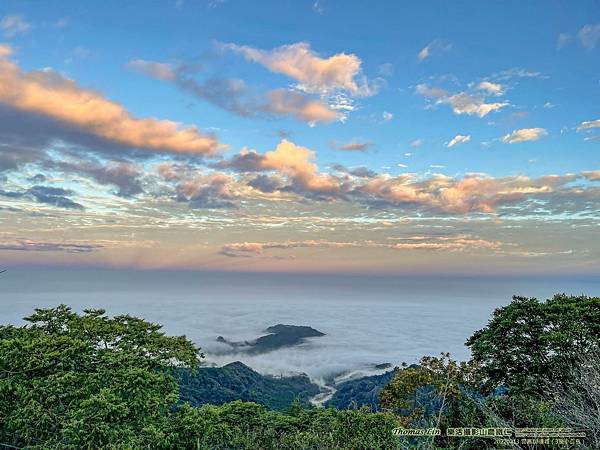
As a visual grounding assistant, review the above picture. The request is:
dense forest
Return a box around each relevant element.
[1,294,599,449]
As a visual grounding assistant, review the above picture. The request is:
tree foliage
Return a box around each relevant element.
[466,294,600,396]
[0,305,200,449]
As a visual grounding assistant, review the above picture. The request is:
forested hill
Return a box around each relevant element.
[176,361,321,410]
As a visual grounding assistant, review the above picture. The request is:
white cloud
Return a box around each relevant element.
[477,81,504,96]
[223,41,377,97]
[502,128,548,144]
[444,92,508,117]
[557,32,573,49]
[578,23,600,49]
[417,39,452,62]
[312,0,324,14]
[447,135,471,148]
[577,119,600,131]
[416,84,508,118]
[382,111,393,121]
[410,139,423,148]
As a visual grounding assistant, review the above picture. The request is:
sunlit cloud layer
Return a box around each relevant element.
[0,2,598,275]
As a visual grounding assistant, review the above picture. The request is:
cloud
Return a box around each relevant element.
[330,140,371,152]
[0,239,102,253]
[502,128,548,144]
[222,41,377,97]
[129,59,340,124]
[557,32,573,49]
[578,23,600,49]
[175,171,238,209]
[415,84,448,98]
[330,164,377,178]
[212,140,591,216]
[410,139,423,148]
[447,135,471,148]
[312,0,324,14]
[582,170,600,181]
[382,111,393,121]
[56,158,144,197]
[247,174,285,193]
[577,119,600,131]
[417,39,452,62]
[477,81,504,96]
[220,235,502,258]
[264,89,340,123]
[443,92,508,117]
[1,185,84,209]
[0,15,30,38]
[216,139,341,196]
[0,47,221,155]
[416,84,508,117]
[355,173,579,214]
[260,140,340,194]
[128,59,177,80]
[378,63,393,77]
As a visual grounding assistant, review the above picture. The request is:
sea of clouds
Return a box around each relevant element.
[2,268,597,384]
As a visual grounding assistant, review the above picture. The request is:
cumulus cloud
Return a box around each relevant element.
[222,41,377,97]
[447,135,471,148]
[417,39,452,62]
[0,15,30,38]
[0,47,221,155]
[129,58,340,123]
[177,172,237,209]
[216,139,341,196]
[501,128,548,144]
[260,140,340,194]
[416,84,508,117]
[211,140,590,215]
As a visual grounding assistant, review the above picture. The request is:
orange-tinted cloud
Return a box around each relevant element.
[129,58,340,124]
[0,46,221,155]
[223,41,375,96]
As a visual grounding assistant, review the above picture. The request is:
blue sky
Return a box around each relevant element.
[0,0,599,274]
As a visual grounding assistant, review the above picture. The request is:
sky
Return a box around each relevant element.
[0,0,599,276]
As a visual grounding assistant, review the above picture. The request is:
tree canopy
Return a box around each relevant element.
[0,305,201,449]
[466,294,600,396]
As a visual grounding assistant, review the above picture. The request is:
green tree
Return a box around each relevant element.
[0,305,201,449]
[466,294,600,397]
